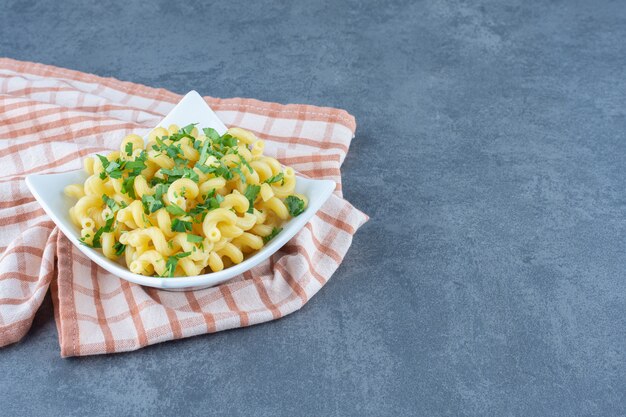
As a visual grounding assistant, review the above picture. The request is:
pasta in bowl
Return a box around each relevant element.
[25,90,336,290]
[66,124,308,278]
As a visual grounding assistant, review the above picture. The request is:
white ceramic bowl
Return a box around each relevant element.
[25,91,335,291]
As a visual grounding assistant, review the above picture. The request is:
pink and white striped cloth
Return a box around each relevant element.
[0,58,368,357]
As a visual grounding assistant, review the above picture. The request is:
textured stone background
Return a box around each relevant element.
[1,0,626,415]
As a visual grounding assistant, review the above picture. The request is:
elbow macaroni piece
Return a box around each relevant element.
[66,124,307,277]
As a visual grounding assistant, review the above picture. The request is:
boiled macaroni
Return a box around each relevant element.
[65,124,307,277]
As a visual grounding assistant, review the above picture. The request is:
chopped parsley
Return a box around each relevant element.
[285,195,305,216]
[164,124,196,146]
[124,157,147,174]
[239,155,253,173]
[160,166,199,184]
[125,142,133,156]
[188,191,224,222]
[155,183,168,198]
[113,241,126,256]
[141,182,170,214]
[197,138,211,166]
[181,123,196,135]
[164,251,191,277]
[231,164,247,184]
[183,167,200,183]
[199,163,233,180]
[96,151,147,199]
[263,227,282,243]
[121,176,136,199]
[105,161,123,178]
[96,155,110,179]
[142,193,164,213]
[80,217,114,249]
[148,176,167,186]
[186,234,203,243]
[243,184,261,213]
[102,194,120,212]
[165,204,187,216]
[203,127,221,141]
[171,218,192,233]
[217,133,238,149]
[163,143,186,165]
[264,173,284,185]
[96,155,123,180]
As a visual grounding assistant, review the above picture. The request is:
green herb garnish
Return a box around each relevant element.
[121,176,136,199]
[142,193,164,213]
[97,157,123,180]
[197,138,211,166]
[263,227,282,243]
[285,195,305,216]
[160,166,199,184]
[239,155,253,173]
[171,218,192,233]
[186,234,203,243]
[199,162,233,180]
[164,251,191,277]
[102,194,120,212]
[181,123,196,135]
[80,217,115,249]
[113,242,126,256]
[165,204,187,216]
[232,164,247,184]
[188,190,224,222]
[264,173,284,185]
[203,127,221,141]
[243,184,261,213]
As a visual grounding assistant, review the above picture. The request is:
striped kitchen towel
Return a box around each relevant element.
[0,58,368,357]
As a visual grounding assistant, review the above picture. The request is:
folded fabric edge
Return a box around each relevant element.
[0,57,357,133]
[0,319,35,348]
[54,231,80,358]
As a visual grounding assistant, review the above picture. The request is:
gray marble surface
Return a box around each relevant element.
[2,0,626,415]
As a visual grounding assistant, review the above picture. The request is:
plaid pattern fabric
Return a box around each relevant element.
[0,58,368,357]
